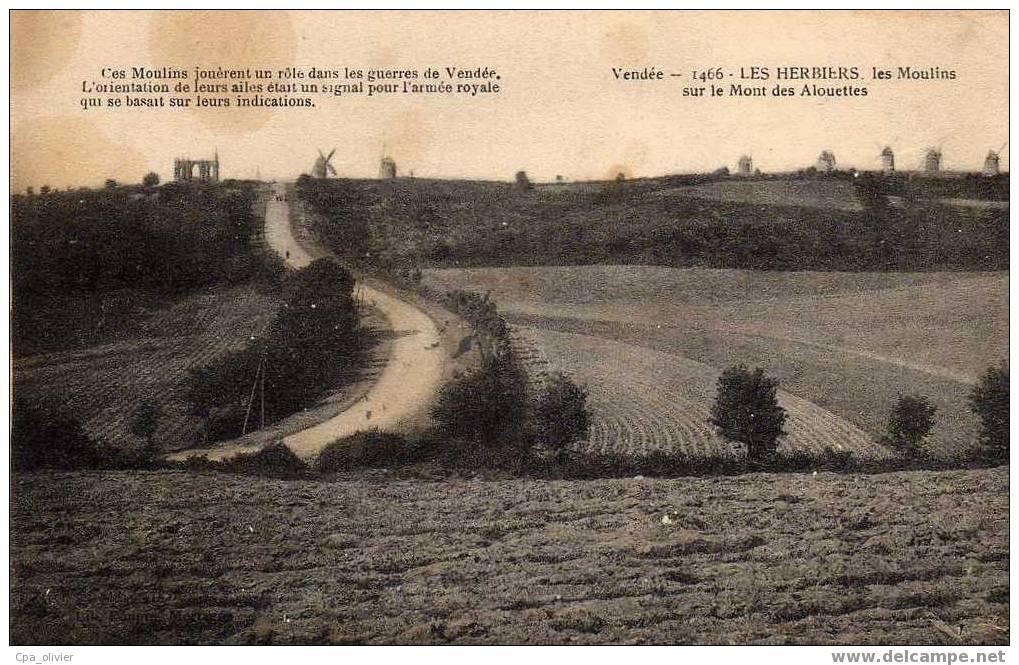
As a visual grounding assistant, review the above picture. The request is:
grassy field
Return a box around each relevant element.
[14,284,281,454]
[299,176,1008,273]
[10,467,1008,645]
[651,179,864,212]
[425,266,1008,462]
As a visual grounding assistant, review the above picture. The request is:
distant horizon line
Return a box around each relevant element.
[14,167,1010,194]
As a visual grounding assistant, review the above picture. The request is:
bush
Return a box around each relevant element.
[436,291,595,469]
[12,397,102,471]
[514,171,533,191]
[316,430,411,472]
[432,354,527,447]
[775,447,856,473]
[430,289,529,450]
[884,394,937,456]
[442,290,510,360]
[285,257,356,306]
[534,372,589,458]
[187,258,364,441]
[187,346,259,440]
[709,365,787,462]
[295,177,371,263]
[216,442,308,479]
[542,448,743,480]
[970,364,1008,461]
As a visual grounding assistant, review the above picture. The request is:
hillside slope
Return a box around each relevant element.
[425,266,1008,460]
[14,283,280,453]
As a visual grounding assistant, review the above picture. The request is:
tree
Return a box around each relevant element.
[142,172,160,188]
[130,400,161,455]
[105,178,118,189]
[534,372,589,461]
[885,394,937,456]
[514,170,533,191]
[283,257,356,314]
[970,364,1008,461]
[39,185,50,195]
[710,364,787,461]
[12,396,101,471]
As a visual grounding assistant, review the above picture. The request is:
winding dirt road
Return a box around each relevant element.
[169,182,444,462]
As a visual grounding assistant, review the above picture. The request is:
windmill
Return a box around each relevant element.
[916,132,953,175]
[871,140,927,174]
[921,146,942,175]
[879,145,895,173]
[737,154,753,176]
[313,148,337,179]
[984,142,1007,176]
[377,141,397,179]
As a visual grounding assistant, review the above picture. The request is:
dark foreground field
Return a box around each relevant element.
[10,467,1008,645]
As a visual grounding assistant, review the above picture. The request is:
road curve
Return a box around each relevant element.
[170,182,444,462]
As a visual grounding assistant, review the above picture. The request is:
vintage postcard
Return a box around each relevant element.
[8,9,1009,651]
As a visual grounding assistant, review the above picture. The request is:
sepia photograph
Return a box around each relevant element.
[7,8,1010,652]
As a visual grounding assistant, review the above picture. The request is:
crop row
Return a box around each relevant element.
[512,326,892,461]
[15,285,279,452]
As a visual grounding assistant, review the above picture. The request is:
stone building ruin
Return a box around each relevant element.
[174,153,220,183]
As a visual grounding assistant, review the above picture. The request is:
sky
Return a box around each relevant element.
[10,10,1009,190]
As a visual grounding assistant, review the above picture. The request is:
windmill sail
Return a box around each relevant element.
[313,148,337,178]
